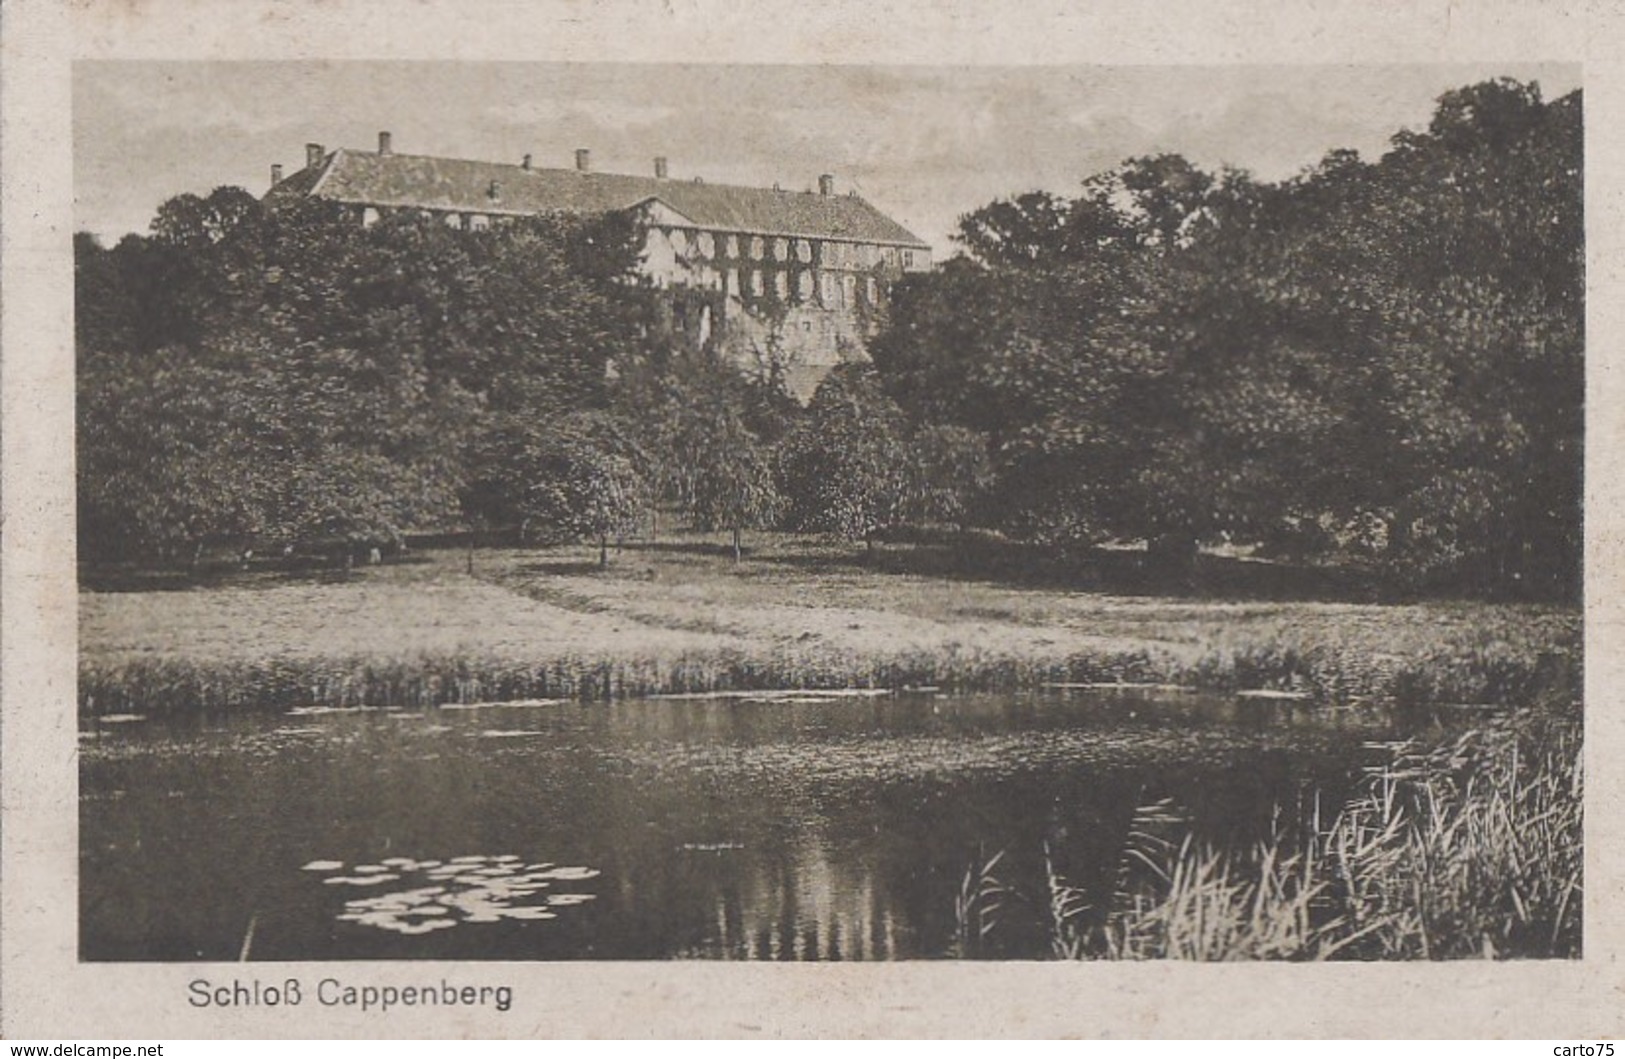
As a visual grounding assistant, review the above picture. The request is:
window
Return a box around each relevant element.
[469,214,489,231]
[774,271,789,299]
[773,237,788,260]
[750,270,764,297]
[725,234,739,258]
[796,270,813,301]
[795,239,812,263]
[362,206,381,227]
[697,232,714,258]
[750,235,764,259]
[865,277,878,304]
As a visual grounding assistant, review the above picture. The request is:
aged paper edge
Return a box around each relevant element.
[3,0,1622,1039]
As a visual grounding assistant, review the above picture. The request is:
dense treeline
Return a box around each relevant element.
[77,79,1581,598]
[79,193,683,563]
[876,77,1581,596]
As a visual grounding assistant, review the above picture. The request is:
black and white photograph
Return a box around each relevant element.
[70,56,1584,964]
[2,0,1618,1040]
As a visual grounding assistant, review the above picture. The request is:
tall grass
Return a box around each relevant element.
[951,849,1011,959]
[80,647,1161,717]
[961,711,1582,960]
[79,639,1577,718]
[1316,716,1584,959]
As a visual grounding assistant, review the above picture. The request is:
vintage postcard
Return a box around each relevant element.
[3,0,1621,1039]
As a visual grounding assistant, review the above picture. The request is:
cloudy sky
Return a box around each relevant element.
[75,61,1580,254]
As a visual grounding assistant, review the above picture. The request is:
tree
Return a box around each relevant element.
[466,412,649,567]
[689,417,781,562]
[903,423,994,529]
[874,167,1168,553]
[612,347,785,559]
[77,189,639,566]
[151,186,265,250]
[865,79,1581,596]
[1368,81,1582,593]
[74,232,139,358]
[78,324,467,565]
[776,366,913,551]
[78,347,266,562]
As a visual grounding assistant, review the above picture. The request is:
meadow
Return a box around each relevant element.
[79,530,1581,717]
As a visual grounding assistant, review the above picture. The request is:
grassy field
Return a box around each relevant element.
[79,530,1582,715]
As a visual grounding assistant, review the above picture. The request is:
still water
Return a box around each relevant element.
[80,689,1413,961]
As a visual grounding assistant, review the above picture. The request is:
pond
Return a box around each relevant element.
[80,688,1420,961]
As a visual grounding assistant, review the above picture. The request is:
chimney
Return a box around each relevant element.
[654,156,668,179]
[575,148,591,173]
[305,142,324,169]
[522,153,533,171]
[270,164,284,188]
[378,131,392,155]
[488,180,501,201]
[818,173,835,196]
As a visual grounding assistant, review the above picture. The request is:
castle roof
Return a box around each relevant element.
[267,147,930,249]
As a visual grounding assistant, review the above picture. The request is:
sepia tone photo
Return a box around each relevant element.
[14,0,1625,1040]
[70,57,1584,967]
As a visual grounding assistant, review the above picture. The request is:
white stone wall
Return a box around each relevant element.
[629,205,927,399]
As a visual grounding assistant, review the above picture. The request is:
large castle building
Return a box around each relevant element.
[265,132,931,399]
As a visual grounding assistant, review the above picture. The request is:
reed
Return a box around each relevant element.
[951,849,1010,960]
[1317,714,1583,959]
[961,711,1582,961]
[78,637,1576,718]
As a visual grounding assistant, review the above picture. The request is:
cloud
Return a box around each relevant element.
[72,60,1582,252]
[483,99,678,128]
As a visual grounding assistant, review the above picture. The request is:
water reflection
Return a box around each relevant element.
[691,837,902,960]
[80,689,1408,961]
